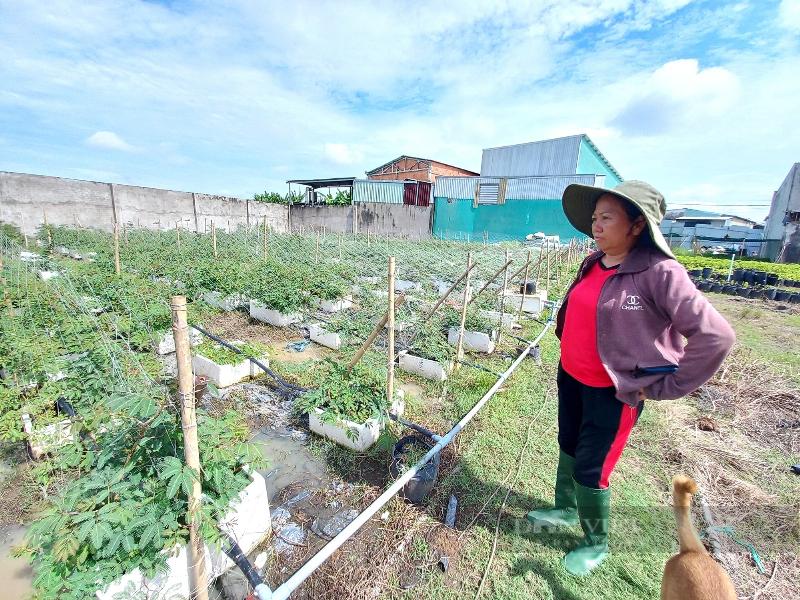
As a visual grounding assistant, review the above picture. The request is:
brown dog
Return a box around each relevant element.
[661,476,737,600]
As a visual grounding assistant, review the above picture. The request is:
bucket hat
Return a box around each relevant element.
[561,180,675,259]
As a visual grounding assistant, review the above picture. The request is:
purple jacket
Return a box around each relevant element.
[556,247,735,406]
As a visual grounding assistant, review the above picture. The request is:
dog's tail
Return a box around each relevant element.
[672,475,706,554]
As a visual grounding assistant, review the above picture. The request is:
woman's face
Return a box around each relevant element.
[591,194,645,255]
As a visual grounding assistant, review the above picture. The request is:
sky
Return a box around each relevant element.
[1,0,798,222]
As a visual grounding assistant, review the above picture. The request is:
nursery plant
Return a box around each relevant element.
[295,359,388,427]
[195,341,269,366]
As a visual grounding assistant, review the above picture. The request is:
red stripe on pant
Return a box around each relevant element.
[598,404,638,489]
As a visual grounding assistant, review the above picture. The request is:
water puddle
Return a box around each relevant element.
[251,427,329,502]
[0,525,33,600]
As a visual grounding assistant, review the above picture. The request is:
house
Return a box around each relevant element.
[663,208,759,229]
[432,134,622,242]
[660,208,765,256]
[764,163,800,262]
[366,156,478,183]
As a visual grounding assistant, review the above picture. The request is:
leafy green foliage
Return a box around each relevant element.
[195,341,269,366]
[295,359,388,425]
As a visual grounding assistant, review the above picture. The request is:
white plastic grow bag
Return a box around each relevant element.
[21,413,74,461]
[192,353,269,388]
[315,296,353,313]
[308,323,342,350]
[447,327,496,354]
[202,291,247,312]
[479,310,519,330]
[308,392,405,452]
[155,328,203,355]
[398,351,451,381]
[97,472,271,600]
[249,300,303,327]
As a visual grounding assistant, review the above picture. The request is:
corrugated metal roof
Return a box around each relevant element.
[352,179,405,204]
[480,135,583,177]
[435,174,599,200]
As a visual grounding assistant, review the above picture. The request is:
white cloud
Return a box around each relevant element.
[610,59,740,136]
[85,130,134,152]
[323,143,363,167]
[779,0,800,30]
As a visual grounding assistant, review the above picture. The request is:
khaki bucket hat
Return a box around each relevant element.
[561,180,675,259]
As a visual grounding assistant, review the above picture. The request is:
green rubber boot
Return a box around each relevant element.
[563,480,610,576]
[527,451,578,528]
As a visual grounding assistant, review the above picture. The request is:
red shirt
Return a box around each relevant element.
[561,260,619,387]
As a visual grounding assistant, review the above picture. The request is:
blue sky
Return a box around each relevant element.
[1,0,798,221]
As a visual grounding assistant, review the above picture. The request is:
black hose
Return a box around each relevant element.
[454,358,503,378]
[222,533,265,591]
[389,413,440,440]
[190,323,308,394]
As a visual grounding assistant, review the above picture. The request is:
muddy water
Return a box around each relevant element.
[0,525,33,600]
[251,428,329,501]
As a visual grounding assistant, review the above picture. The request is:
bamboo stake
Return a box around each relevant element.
[263,216,268,260]
[123,223,128,245]
[211,221,217,258]
[176,221,181,249]
[113,223,121,276]
[387,256,395,409]
[422,260,478,321]
[315,232,320,264]
[518,250,531,316]
[546,240,551,288]
[454,252,472,372]
[497,249,511,343]
[347,295,407,370]
[43,210,52,247]
[24,234,28,249]
[170,296,210,600]
[468,258,513,306]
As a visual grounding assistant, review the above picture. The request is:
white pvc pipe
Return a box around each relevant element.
[259,319,554,600]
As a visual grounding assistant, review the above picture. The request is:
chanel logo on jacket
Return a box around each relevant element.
[621,294,644,311]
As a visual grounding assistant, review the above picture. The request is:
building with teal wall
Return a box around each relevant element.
[433,134,623,242]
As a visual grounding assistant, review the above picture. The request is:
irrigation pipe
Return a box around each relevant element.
[252,317,555,600]
[189,324,307,396]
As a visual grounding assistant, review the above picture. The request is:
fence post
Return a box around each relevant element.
[519,249,531,316]
[454,251,473,372]
[170,296,210,600]
[387,256,396,410]
[113,223,121,276]
[497,249,510,344]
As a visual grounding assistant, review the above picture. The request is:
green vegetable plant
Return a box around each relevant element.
[195,341,269,366]
[295,359,388,433]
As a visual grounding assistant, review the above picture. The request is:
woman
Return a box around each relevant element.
[527,180,735,576]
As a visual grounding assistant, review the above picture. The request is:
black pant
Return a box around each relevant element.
[557,364,643,489]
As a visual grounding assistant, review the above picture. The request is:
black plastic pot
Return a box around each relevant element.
[753,271,768,286]
[765,289,778,301]
[689,269,702,278]
[776,290,791,302]
[519,281,537,295]
[736,287,750,298]
[710,283,723,293]
[702,267,713,278]
[732,269,745,282]
[743,271,754,285]
[390,435,441,504]
[766,274,779,286]
[698,281,712,292]
[723,284,737,295]
[790,294,800,304]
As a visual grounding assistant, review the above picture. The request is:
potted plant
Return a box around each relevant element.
[297,360,404,451]
[399,319,454,381]
[442,306,496,354]
[192,341,270,387]
[246,263,307,326]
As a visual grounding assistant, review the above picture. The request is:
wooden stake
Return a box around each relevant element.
[454,252,473,372]
[123,223,128,245]
[264,215,269,260]
[422,260,478,321]
[43,210,52,247]
[497,249,510,343]
[176,221,181,249]
[518,250,531,316]
[338,234,343,262]
[347,295,407,370]
[211,221,217,258]
[24,234,28,249]
[387,256,395,409]
[315,232,320,264]
[546,241,551,286]
[113,223,121,276]
[468,258,513,306]
[170,296,210,600]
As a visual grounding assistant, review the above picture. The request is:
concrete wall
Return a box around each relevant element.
[0,171,287,235]
[290,203,432,239]
[0,171,432,240]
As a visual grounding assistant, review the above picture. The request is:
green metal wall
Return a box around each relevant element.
[577,138,621,187]
[433,197,585,242]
